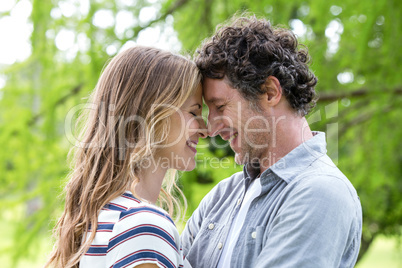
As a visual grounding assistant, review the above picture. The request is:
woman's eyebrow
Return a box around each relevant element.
[190,103,202,109]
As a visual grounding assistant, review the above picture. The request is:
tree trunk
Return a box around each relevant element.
[356,234,376,264]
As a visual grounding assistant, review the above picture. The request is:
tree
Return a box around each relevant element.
[0,0,401,265]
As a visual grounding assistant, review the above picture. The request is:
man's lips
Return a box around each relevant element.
[219,130,238,141]
[221,132,238,142]
[228,133,238,143]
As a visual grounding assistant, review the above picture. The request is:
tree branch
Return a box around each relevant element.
[130,0,191,38]
[339,104,394,138]
[318,87,402,102]
[54,83,83,107]
[357,234,376,263]
[28,84,83,126]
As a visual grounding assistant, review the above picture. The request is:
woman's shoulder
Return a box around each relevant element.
[104,192,183,268]
[106,192,178,241]
[97,192,177,237]
[114,192,175,226]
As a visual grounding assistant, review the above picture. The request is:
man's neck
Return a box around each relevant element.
[259,116,313,173]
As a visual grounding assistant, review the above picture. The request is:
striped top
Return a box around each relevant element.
[79,191,185,268]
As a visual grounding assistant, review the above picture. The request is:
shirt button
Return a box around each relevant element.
[218,242,223,249]
[251,231,257,239]
[237,199,242,206]
[208,223,215,230]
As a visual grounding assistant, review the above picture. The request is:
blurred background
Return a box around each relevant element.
[0,0,401,267]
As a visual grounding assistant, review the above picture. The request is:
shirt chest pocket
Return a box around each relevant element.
[240,226,266,261]
[197,218,225,246]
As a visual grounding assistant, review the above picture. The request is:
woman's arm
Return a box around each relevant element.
[135,264,160,268]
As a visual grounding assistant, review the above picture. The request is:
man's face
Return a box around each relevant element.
[203,78,270,165]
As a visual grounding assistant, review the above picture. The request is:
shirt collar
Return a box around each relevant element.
[242,164,259,190]
[269,131,327,184]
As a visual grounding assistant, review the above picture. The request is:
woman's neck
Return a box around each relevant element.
[135,160,168,204]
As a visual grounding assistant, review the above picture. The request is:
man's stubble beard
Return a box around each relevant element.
[234,119,270,166]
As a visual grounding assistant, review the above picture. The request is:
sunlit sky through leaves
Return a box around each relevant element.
[0,0,349,88]
[0,0,182,65]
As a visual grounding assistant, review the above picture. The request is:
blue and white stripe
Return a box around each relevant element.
[108,223,178,253]
[111,249,175,268]
[80,191,185,268]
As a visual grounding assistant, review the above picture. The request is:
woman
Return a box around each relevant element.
[45,46,207,268]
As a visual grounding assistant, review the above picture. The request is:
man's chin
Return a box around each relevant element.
[234,151,261,166]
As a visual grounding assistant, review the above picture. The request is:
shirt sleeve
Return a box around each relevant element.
[255,175,361,268]
[181,181,215,260]
[106,206,183,268]
[181,206,202,256]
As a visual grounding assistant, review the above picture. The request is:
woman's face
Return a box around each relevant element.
[156,86,207,171]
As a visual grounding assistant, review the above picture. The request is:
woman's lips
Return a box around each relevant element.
[186,140,197,153]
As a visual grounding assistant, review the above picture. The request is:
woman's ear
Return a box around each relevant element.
[261,76,282,106]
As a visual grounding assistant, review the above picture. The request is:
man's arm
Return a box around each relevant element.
[181,204,203,255]
[181,175,233,255]
[255,175,362,268]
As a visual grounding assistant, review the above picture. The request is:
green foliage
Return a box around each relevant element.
[0,0,401,265]
[180,137,242,213]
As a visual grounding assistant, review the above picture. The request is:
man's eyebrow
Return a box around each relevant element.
[204,97,223,104]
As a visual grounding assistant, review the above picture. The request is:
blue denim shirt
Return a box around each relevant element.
[181,132,362,268]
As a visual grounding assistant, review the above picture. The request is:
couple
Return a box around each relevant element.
[46,16,362,268]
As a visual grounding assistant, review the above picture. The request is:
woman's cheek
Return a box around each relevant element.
[188,118,200,136]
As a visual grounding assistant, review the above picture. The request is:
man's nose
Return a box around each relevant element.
[207,113,223,137]
[197,117,208,138]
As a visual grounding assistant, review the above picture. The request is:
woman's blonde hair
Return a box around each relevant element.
[45,46,201,268]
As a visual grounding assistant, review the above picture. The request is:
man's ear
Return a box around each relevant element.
[261,76,282,106]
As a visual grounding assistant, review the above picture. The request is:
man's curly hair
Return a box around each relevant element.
[195,16,318,115]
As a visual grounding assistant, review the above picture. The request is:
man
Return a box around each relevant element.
[181,16,362,267]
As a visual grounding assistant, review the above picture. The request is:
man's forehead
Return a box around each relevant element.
[202,78,234,102]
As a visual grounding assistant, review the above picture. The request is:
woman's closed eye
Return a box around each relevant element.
[188,103,202,117]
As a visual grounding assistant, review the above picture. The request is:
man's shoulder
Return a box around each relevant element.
[307,155,355,192]
[290,162,360,210]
